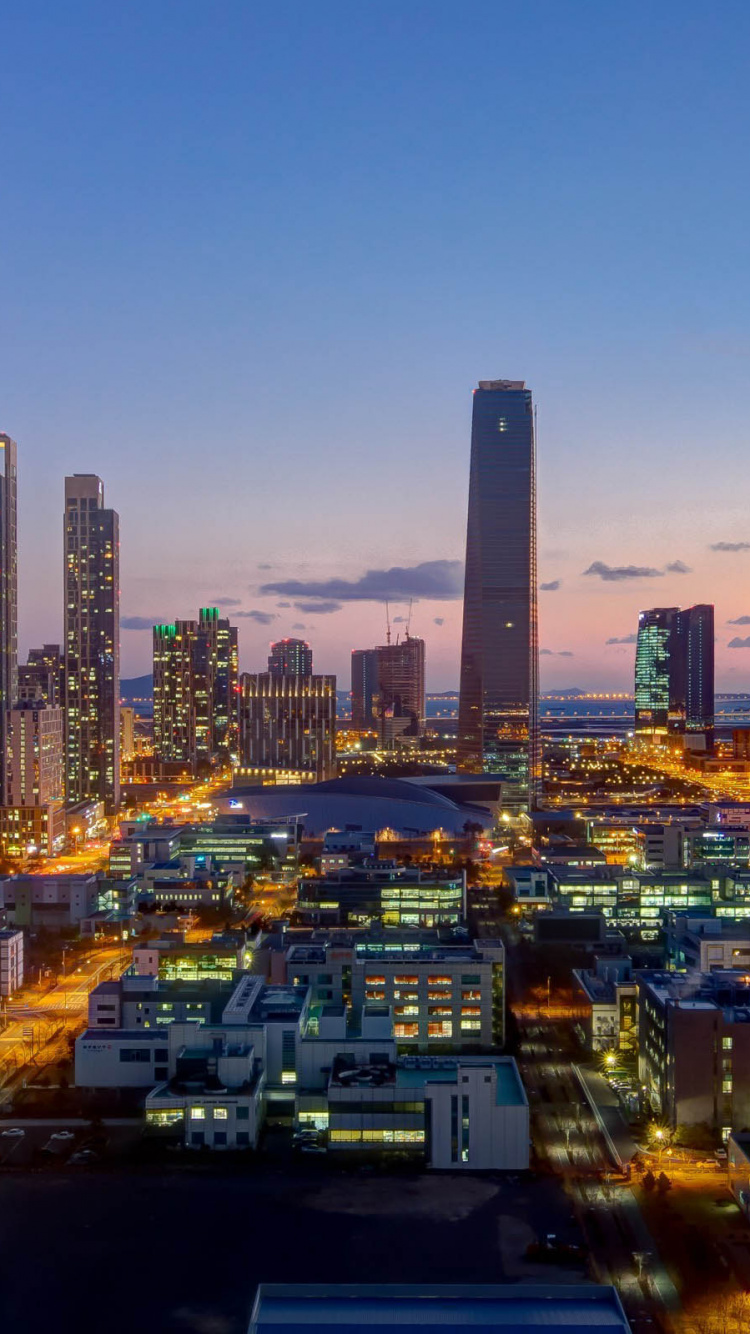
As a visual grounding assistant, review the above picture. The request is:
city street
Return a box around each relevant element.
[518,1015,678,1332]
[0,945,131,1089]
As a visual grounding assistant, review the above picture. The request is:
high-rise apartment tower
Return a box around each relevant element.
[64,474,120,808]
[268,638,313,677]
[153,607,239,764]
[457,381,538,810]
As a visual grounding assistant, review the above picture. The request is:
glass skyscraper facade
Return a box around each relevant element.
[634,604,714,749]
[457,380,538,810]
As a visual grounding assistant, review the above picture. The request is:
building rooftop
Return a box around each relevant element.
[249,1283,631,1334]
[396,1057,527,1107]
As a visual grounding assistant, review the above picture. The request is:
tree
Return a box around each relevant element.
[656,1171,672,1195]
[642,1169,656,1193]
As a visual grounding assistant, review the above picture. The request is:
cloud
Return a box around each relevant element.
[606,633,638,645]
[540,580,561,591]
[728,636,750,648]
[710,542,750,552]
[583,560,663,581]
[540,648,574,657]
[392,616,407,624]
[235,610,276,625]
[257,562,273,570]
[728,616,750,625]
[433,617,445,626]
[292,622,307,630]
[276,601,291,608]
[260,559,464,603]
[122,615,160,631]
[209,596,242,607]
[665,560,692,574]
[558,650,574,657]
[294,600,342,615]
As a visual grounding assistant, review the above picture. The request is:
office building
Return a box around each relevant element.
[296,865,464,929]
[0,435,18,803]
[238,672,336,780]
[248,1285,632,1334]
[326,1054,529,1167]
[153,608,239,764]
[286,933,505,1050]
[17,644,64,707]
[634,604,714,749]
[637,969,750,1135]
[268,637,313,677]
[457,381,538,810]
[64,474,120,808]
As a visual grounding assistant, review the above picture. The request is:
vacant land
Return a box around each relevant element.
[0,1162,584,1334]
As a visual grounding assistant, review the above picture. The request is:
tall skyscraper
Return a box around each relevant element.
[64,474,120,809]
[457,380,538,810]
[351,637,426,743]
[635,604,714,748]
[239,672,336,780]
[153,607,239,764]
[18,644,64,707]
[351,648,379,729]
[7,700,64,807]
[268,637,313,677]
[0,435,18,802]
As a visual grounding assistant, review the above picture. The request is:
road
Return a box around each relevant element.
[0,945,131,1087]
[518,1015,678,1333]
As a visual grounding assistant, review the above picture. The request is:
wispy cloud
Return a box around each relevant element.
[729,616,750,625]
[122,615,160,631]
[209,597,242,607]
[606,633,638,645]
[276,601,291,608]
[433,617,445,626]
[236,609,276,625]
[257,562,273,570]
[260,559,464,603]
[665,560,692,574]
[292,622,307,631]
[710,542,750,552]
[729,636,750,648]
[294,600,342,615]
[541,648,574,657]
[540,579,561,591]
[583,561,663,582]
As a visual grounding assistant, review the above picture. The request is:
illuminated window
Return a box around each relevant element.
[190,1106,206,1120]
[428,1020,452,1038]
[213,1107,228,1119]
[394,1022,419,1039]
[281,1072,297,1085]
[723,1037,733,1050]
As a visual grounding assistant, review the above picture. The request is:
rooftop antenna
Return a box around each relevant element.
[385,599,391,645]
[406,598,413,640]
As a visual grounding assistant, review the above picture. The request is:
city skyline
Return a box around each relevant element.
[5,5,750,692]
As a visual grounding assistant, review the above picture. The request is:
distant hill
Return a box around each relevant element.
[121,674,153,701]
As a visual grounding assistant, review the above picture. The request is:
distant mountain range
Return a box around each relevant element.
[121,674,153,701]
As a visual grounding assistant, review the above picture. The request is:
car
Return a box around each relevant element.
[50,1130,75,1142]
[714,1148,728,1160]
[300,1143,327,1154]
[0,1128,25,1138]
[70,1149,98,1165]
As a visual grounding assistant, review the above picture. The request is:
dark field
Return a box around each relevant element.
[0,1162,584,1333]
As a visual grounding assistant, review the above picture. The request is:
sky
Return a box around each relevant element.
[3,1,750,692]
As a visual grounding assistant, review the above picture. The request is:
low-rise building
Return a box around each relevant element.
[248,1285,632,1334]
[637,969,750,1135]
[665,913,750,972]
[572,957,636,1053]
[296,865,464,930]
[729,1132,750,1220]
[0,874,100,929]
[0,928,24,997]
[145,1038,265,1149]
[326,1054,529,1169]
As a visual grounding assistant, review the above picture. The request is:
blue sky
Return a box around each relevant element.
[3,1,750,689]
